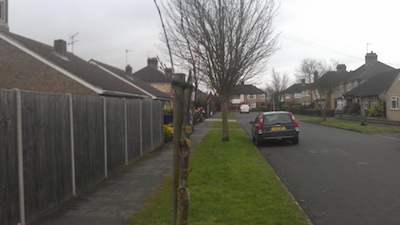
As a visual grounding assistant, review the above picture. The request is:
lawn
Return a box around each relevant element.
[130,125,310,225]
[218,111,235,119]
[300,117,400,133]
[210,121,242,129]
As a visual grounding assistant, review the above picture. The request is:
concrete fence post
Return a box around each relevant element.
[68,94,76,196]
[15,89,26,225]
[139,100,143,156]
[103,97,108,177]
[150,101,154,151]
[124,98,128,165]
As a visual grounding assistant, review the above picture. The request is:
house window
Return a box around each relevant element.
[260,94,266,99]
[315,90,320,99]
[250,103,256,109]
[337,99,345,108]
[247,94,256,99]
[302,91,309,97]
[371,98,378,107]
[338,85,344,93]
[363,98,369,109]
[285,94,290,100]
[391,96,399,110]
[232,94,240,99]
[294,93,302,99]
[347,83,352,91]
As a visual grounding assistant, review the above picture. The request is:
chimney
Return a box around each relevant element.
[125,64,132,77]
[0,0,9,32]
[301,79,306,85]
[164,68,173,79]
[54,39,67,56]
[313,71,319,83]
[147,57,158,68]
[336,64,347,72]
[365,51,377,65]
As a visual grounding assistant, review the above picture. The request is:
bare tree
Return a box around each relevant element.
[294,58,338,104]
[314,66,347,121]
[154,2,194,225]
[266,69,290,111]
[295,58,337,83]
[162,0,279,142]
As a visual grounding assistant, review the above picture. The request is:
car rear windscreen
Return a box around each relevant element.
[263,114,292,125]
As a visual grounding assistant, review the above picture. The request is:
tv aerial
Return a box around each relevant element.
[68,32,79,54]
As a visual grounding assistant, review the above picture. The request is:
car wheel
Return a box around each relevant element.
[292,137,299,145]
[253,136,261,147]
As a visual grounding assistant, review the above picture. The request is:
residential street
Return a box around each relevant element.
[236,112,400,225]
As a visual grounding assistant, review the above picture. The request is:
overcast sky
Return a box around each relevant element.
[8,0,400,89]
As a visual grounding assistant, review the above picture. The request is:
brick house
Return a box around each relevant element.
[89,59,172,107]
[0,3,167,99]
[313,64,349,110]
[283,52,396,112]
[283,81,314,105]
[0,31,151,98]
[339,52,394,108]
[131,58,173,100]
[343,69,400,120]
[231,84,267,110]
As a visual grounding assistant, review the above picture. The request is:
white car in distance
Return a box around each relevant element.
[239,104,250,113]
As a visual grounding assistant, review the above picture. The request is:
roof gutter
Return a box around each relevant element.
[101,91,147,99]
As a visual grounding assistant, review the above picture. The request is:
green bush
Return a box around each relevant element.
[368,102,383,117]
[257,106,268,112]
[163,108,173,115]
[163,124,173,142]
[348,103,360,115]
[279,103,290,111]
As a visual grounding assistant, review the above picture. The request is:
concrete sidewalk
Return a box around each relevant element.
[31,120,212,225]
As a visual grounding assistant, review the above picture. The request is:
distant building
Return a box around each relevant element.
[231,84,267,109]
[131,58,174,100]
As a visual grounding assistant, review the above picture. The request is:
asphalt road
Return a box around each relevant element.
[235,112,400,225]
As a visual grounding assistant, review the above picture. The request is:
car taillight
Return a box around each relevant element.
[290,113,299,130]
[258,115,264,134]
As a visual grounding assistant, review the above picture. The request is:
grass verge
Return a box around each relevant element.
[210,121,242,129]
[218,111,235,119]
[129,125,310,225]
[300,117,400,133]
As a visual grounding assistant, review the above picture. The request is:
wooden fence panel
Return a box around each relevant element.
[126,99,141,162]
[106,97,126,173]
[21,92,72,222]
[73,96,105,192]
[0,90,20,225]
[0,90,165,224]
[141,101,152,153]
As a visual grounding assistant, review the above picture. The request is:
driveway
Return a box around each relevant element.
[236,112,400,225]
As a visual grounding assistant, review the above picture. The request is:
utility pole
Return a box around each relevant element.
[68,32,79,54]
